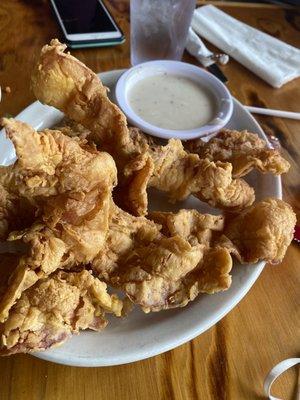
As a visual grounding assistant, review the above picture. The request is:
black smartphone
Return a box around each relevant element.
[50,0,125,48]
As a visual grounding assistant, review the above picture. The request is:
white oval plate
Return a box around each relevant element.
[0,70,281,367]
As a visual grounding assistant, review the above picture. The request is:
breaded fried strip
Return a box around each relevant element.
[114,238,232,312]
[118,152,154,217]
[31,40,125,139]
[1,119,117,255]
[151,199,296,265]
[0,119,117,322]
[218,198,296,264]
[1,118,117,198]
[31,39,140,166]
[92,203,162,279]
[148,139,255,210]
[0,270,122,355]
[149,209,224,245]
[93,206,232,312]
[186,129,290,178]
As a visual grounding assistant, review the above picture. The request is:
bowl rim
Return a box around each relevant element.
[115,60,233,140]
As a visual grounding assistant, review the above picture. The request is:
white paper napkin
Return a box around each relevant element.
[186,27,229,68]
[191,5,300,88]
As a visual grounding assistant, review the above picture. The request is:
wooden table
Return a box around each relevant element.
[0,1,299,399]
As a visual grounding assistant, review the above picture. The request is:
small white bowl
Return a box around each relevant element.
[115,60,233,140]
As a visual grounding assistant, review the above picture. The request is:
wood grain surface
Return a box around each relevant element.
[0,1,299,399]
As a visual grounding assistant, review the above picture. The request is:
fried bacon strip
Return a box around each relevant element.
[186,129,290,178]
[0,269,122,354]
[32,40,255,215]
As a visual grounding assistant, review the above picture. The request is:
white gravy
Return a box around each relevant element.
[128,74,216,130]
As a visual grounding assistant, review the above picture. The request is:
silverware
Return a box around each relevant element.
[186,27,229,83]
[206,63,228,84]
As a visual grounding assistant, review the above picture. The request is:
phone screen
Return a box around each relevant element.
[52,0,118,34]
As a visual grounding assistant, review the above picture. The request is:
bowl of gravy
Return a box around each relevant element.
[115,60,233,140]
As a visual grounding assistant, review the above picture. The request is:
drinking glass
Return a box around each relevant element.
[130,0,196,66]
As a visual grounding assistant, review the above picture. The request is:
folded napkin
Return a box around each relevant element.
[186,27,229,68]
[191,5,300,88]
